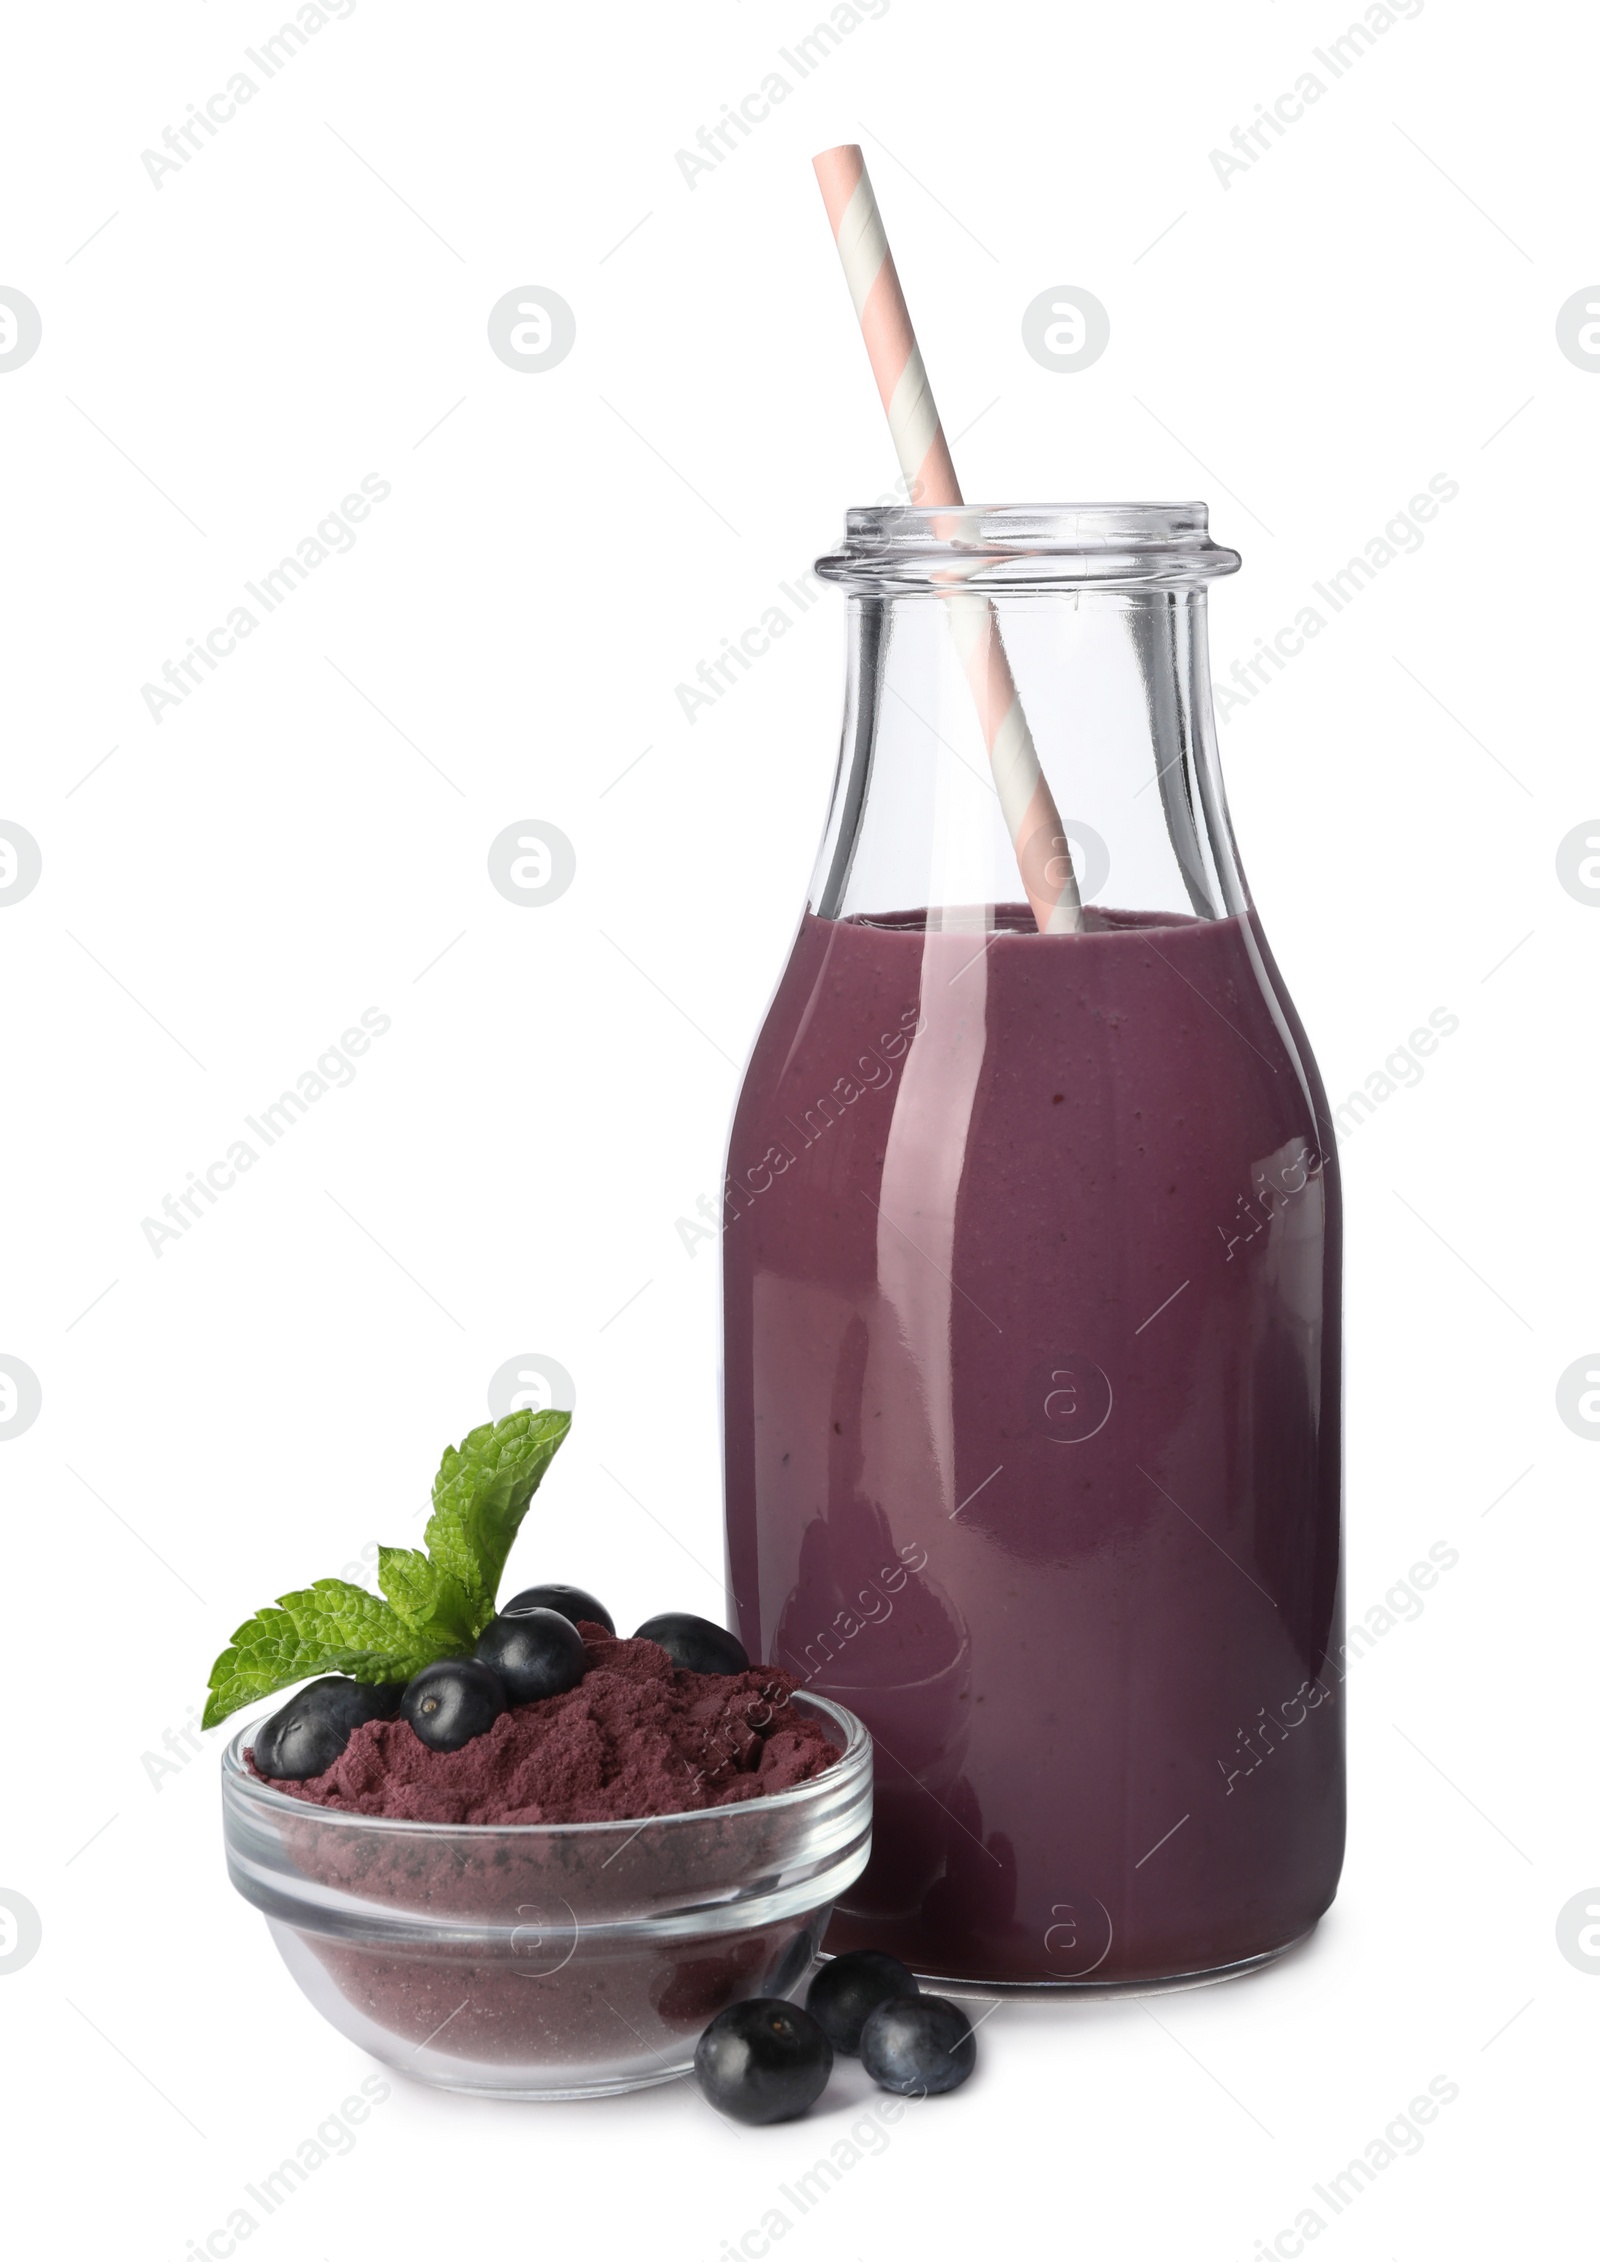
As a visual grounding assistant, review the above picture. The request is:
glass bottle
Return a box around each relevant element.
[722,504,1344,1990]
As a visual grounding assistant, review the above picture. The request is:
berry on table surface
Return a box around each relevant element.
[694,1998,833,2124]
[859,1994,976,2096]
[805,1949,920,2054]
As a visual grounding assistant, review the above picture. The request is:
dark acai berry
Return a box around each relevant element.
[474,1606,587,1704]
[805,1950,920,2055]
[694,1999,833,2125]
[501,1582,616,1636]
[634,1611,750,1676]
[401,1659,507,1752]
[251,1676,403,1781]
[859,1993,976,2097]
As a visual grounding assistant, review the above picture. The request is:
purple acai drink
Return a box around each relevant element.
[721,505,1345,1989]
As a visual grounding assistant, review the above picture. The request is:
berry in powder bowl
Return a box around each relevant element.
[212,1407,871,2099]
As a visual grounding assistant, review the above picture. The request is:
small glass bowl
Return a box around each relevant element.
[221,1694,871,2100]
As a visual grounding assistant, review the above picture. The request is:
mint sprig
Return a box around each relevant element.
[423,1407,571,1620]
[203,1406,572,1729]
[201,1581,453,1730]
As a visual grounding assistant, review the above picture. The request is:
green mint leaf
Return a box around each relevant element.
[376,1546,478,1649]
[423,1407,572,1623]
[202,1578,456,1730]
[202,1404,573,1727]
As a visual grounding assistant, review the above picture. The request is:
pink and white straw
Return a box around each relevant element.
[812,143,1082,935]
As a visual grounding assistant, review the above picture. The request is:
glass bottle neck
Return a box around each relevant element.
[809,583,1251,934]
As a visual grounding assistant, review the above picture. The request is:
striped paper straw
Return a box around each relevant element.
[812,142,1082,935]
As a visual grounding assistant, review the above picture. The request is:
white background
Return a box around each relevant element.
[2,1,1593,2255]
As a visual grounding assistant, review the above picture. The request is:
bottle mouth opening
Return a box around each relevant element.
[815,502,1242,591]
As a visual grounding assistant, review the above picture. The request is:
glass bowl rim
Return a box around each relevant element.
[222,1687,870,1838]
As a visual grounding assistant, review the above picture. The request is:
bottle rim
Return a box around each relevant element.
[815,501,1242,591]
